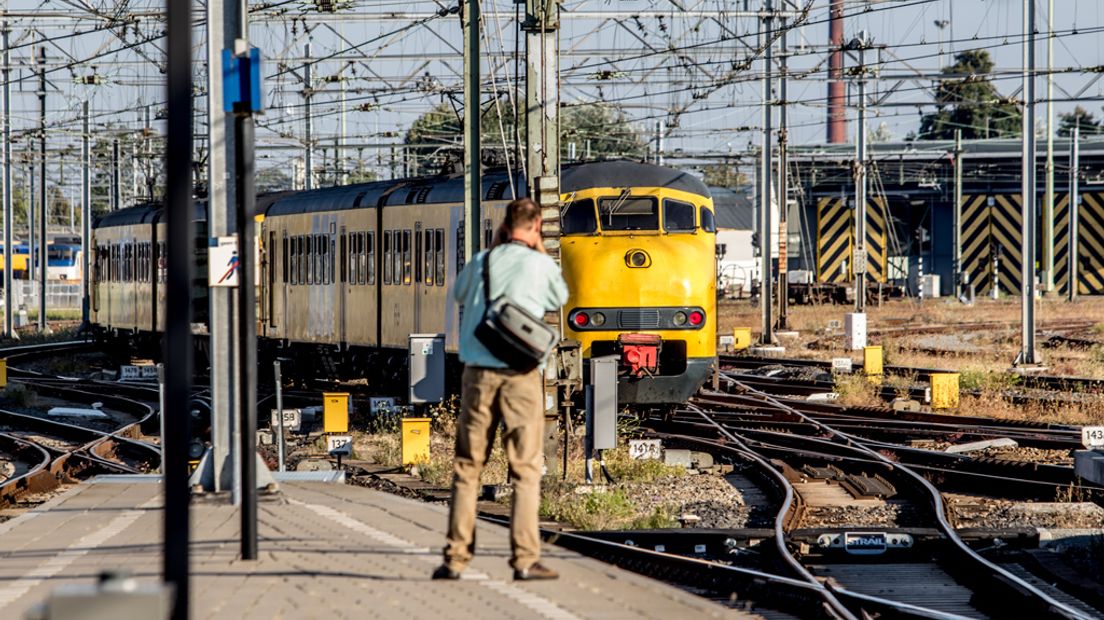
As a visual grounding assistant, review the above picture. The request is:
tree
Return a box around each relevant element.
[1057,106,1103,137]
[917,50,1021,140]
[700,164,748,188]
[403,99,647,176]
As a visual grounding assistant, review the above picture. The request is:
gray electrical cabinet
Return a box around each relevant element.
[409,333,446,404]
[590,355,618,450]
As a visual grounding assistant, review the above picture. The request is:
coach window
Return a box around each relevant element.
[282,235,289,284]
[424,229,433,285]
[383,231,393,285]
[340,232,348,284]
[561,199,597,234]
[365,232,375,285]
[329,232,336,284]
[664,199,696,232]
[434,229,445,286]
[483,218,493,250]
[414,228,423,284]
[700,207,716,233]
[598,196,659,231]
[289,237,297,285]
[402,230,412,285]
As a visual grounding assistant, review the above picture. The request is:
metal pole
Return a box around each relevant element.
[1042,0,1054,292]
[757,1,774,346]
[338,57,347,185]
[2,23,12,339]
[1069,125,1079,302]
[163,0,194,613]
[207,0,238,499]
[37,46,46,332]
[776,18,788,331]
[953,129,963,298]
[463,0,481,262]
[1019,0,1038,366]
[234,60,258,562]
[144,105,154,201]
[275,360,285,472]
[81,102,90,325]
[158,363,166,472]
[303,43,313,191]
[111,138,120,211]
[854,41,868,313]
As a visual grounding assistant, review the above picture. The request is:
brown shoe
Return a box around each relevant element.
[513,562,559,581]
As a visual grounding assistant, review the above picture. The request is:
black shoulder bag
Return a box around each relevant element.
[474,247,558,372]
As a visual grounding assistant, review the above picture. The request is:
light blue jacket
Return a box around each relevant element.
[452,242,569,368]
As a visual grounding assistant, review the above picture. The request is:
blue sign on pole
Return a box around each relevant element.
[222,48,264,114]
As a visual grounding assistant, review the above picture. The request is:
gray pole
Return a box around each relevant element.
[1019,0,1038,366]
[275,360,285,472]
[2,23,11,339]
[144,105,153,201]
[757,1,774,346]
[81,102,90,325]
[1069,125,1079,302]
[463,0,480,262]
[207,0,239,499]
[1042,0,1054,292]
[953,129,963,298]
[854,40,868,313]
[37,46,46,332]
[111,138,120,211]
[338,58,347,185]
[776,18,788,331]
[303,43,313,191]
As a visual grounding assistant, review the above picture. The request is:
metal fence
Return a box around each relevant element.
[9,281,82,311]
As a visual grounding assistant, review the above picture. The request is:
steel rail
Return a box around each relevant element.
[699,380,1094,620]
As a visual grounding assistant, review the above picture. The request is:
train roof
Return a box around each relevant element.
[94,203,161,228]
[263,161,710,217]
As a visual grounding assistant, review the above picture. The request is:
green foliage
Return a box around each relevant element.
[700,164,748,189]
[958,369,1021,391]
[630,506,679,529]
[602,447,686,482]
[917,51,1021,140]
[403,100,646,176]
[1057,106,1104,137]
[3,383,36,407]
[540,486,637,530]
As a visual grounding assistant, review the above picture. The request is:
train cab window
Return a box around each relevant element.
[365,232,375,285]
[598,196,659,231]
[383,231,393,285]
[664,199,696,232]
[561,199,597,234]
[402,230,412,285]
[700,206,717,233]
[424,229,433,285]
[434,229,445,286]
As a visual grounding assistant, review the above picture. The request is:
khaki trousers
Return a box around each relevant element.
[445,365,544,572]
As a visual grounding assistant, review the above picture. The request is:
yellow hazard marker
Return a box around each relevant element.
[0,358,7,389]
[402,417,431,466]
[732,328,752,351]
[323,392,350,433]
[930,373,960,410]
[864,346,883,384]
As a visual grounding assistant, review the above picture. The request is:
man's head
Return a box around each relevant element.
[502,197,542,249]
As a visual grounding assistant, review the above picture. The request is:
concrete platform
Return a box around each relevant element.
[0,478,749,619]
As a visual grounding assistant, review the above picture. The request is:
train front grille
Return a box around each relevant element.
[618,309,660,329]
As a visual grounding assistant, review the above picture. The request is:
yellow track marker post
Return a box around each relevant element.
[402,417,431,466]
[863,345,883,384]
[930,373,960,410]
[323,392,349,434]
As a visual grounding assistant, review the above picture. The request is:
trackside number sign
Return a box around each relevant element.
[1082,426,1104,449]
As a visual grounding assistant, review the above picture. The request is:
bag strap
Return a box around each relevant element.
[481,247,494,304]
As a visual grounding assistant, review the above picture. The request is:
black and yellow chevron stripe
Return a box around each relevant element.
[1054,193,1072,296]
[958,193,1022,296]
[959,194,990,294]
[1079,192,1104,294]
[817,197,851,283]
[866,197,888,283]
[990,194,1023,296]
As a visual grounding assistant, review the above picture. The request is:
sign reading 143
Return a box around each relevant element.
[1082,426,1104,449]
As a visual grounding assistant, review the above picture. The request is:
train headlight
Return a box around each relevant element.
[188,441,206,460]
[673,311,687,326]
[572,312,589,327]
[688,310,705,326]
[591,312,606,327]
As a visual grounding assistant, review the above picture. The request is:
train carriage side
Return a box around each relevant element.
[558,161,717,404]
[90,205,159,336]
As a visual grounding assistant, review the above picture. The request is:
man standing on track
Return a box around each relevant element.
[433,197,568,582]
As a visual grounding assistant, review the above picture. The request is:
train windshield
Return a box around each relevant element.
[598,196,658,231]
[663,199,696,232]
[49,247,77,261]
[561,199,597,234]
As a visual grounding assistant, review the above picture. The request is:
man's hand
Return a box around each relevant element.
[533,239,548,255]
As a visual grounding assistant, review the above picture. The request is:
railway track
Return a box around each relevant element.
[544,369,1102,619]
[0,339,162,510]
